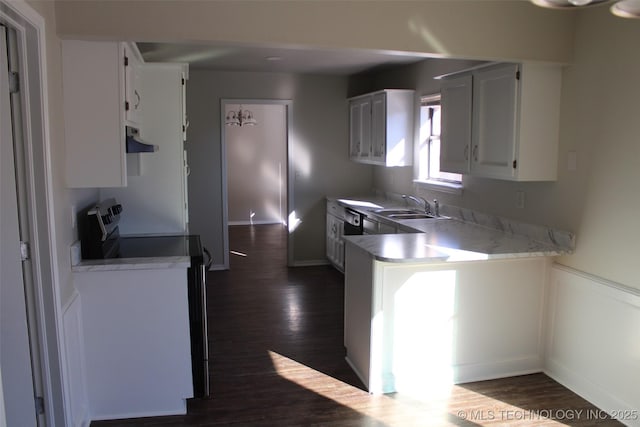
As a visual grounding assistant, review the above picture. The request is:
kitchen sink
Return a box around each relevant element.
[373,208,425,216]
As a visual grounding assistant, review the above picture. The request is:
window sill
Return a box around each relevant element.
[414,179,464,196]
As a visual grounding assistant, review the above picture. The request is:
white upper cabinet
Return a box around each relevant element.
[440,74,472,174]
[123,43,144,128]
[63,40,143,188]
[348,89,414,167]
[349,96,372,160]
[439,62,562,181]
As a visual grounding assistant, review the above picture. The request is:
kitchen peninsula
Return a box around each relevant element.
[333,196,574,396]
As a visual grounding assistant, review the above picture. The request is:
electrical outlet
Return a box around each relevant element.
[516,191,525,209]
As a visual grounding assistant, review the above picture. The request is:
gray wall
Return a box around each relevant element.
[226,104,287,225]
[187,70,373,266]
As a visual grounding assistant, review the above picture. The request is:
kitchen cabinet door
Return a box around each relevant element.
[123,43,144,128]
[63,40,128,188]
[326,213,344,271]
[438,62,561,181]
[471,63,519,179]
[370,92,386,162]
[349,96,372,160]
[348,89,414,167]
[440,74,472,174]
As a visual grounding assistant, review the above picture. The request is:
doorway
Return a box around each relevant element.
[0,2,65,426]
[221,99,293,268]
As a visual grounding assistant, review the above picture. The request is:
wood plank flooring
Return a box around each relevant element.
[92,224,620,426]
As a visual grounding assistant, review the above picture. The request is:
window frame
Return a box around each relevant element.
[413,94,464,195]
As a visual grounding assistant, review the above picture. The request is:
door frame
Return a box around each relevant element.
[0,1,65,425]
[220,99,294,268]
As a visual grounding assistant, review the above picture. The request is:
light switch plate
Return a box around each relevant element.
[70,241,81,266]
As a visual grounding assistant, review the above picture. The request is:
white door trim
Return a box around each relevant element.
[0,1,66,425]
[220,99,294,268]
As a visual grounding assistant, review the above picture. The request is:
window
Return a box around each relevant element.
[415,94,463,193]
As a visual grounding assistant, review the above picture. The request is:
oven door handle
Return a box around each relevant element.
[203,247,213,270]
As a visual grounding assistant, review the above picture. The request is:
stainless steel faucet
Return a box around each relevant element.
[402,194,431,214]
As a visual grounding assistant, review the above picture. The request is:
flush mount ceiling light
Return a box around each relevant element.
[531,0,640,17]
[610,0,640,17]
[225,106,257,127]
[531,0,608,7]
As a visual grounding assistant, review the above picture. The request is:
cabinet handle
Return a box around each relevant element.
[134,89,141,110]
[464,145,469,160]
[473,145,478,162]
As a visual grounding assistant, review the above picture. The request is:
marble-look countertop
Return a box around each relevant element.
[330,195,574,263]
[72,256,190,272]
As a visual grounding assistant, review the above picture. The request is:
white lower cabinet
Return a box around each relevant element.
[326,211,345,271]
[74,267,193,420]
[439,62,562,181]
[344,246,549,394]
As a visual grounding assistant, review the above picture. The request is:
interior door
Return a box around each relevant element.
[0,24,38,427]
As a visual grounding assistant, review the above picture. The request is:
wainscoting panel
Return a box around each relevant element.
[545,264,640,426]
[62,292,90,427]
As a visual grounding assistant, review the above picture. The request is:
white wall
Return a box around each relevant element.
[366,8,640,293]
[101,64,188,235]
[225,104,287,225]
[187,70,372,266]
[54,1,576,64]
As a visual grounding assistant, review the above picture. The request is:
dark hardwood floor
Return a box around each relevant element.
[93,224,620,426]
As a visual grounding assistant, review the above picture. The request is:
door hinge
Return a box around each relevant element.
[181,78,185,85]
[513,159,517,169]
[20,241,30,261]
[8,71,19,94]
[125,101,130,111]
[35,396,45,415]
[124,56,129,67]
[516,70,520,80]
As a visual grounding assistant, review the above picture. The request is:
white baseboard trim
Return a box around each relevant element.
[290,260,330,267]
[452,355,543,385]
[228,220,284,226]
[545,360,639,426]
[91,401,187,422]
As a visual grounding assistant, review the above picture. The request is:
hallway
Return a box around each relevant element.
[94,224,619,426]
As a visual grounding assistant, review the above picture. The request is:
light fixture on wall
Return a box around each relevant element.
[225,106,257,127]
[530,0,640,17]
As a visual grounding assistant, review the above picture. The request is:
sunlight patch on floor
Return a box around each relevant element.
[268,350,572,426]
[230,250,247,257]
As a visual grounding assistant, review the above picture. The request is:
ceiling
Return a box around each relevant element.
[136,42,430,75]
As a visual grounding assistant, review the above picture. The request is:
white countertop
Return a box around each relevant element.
[331,196,574,263]
[72,256,191,272]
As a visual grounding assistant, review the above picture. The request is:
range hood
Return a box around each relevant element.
[126,128,158,153]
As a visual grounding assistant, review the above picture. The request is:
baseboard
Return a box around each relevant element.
[452,355,543,384]
[290,260,330,267]
[228,220,284,226]
[91,401,187,422]
[545,360,639,426]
